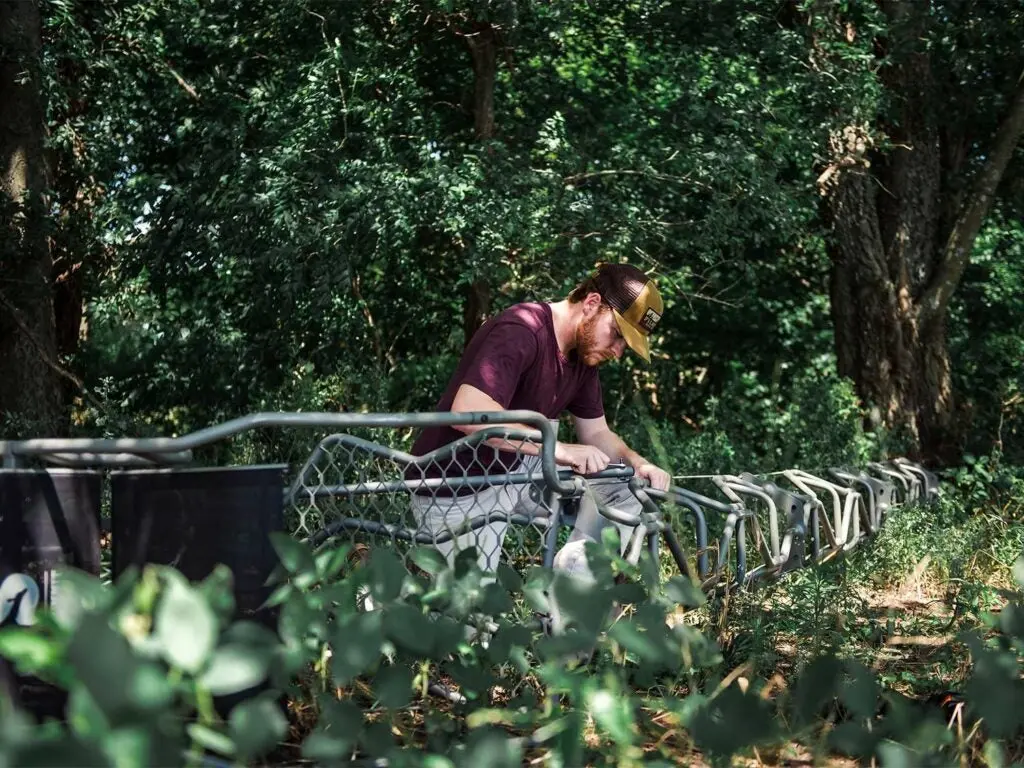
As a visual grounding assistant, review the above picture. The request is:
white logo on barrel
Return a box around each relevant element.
[0,573,40,627]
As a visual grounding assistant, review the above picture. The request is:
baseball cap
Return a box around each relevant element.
[597,263,664,362]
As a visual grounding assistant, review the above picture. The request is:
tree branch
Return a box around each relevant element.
[0,286,104,415]
[165,62,200,101]
[920,71,1024,320]
[350,272,394,370]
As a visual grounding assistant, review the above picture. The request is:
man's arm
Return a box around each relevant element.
[451,384,612,474]
[572,414,671,491]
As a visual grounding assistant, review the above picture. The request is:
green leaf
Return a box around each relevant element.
[449,658,496,695]
[369,548,406,603]
[67,685,110,740]
[302,698,363,762]
[279,594,324,648]
[126,661,174,713]
[331,610,383,684]
[982,739,1006,768]
[301,732,351,763]
[1013,557,1024,590]
[840,660,879,720]
[374,663,414,709]
[102,726,151,768]
[263,582,293,609]
[432,616,467,657]
[315,543,352,581]
[664,575,707,608]
[229,694,288,760]
[690,685,777,758]
[485,622,532,664]
[155,576,217,674]
[522,568,554,615]
[197,564,236,621]
[455,726,523,768]
[479,582,514,616]
[0,628,62,675]
[550,711,585,768]
[550,572,614,637]
[50,568,109,618]
[827,721,878,758]
[270,532,317,577]
[585,683,635,746]
[999,602,1024,639]
[964,645,1024,738]
[187,723,235,757]
[793,655,843,725]
[495,563,523,593]
[200,644,271,695]
[66,613,143,720]
[609,619,674,665]
[410,546,448,575]
[362,720,397,760]
[875,740,919,768]
[382,604,435,657]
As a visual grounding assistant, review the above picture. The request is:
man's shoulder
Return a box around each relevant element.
[489,302,551,335]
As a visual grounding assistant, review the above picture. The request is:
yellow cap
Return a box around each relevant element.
[599,263,664,362]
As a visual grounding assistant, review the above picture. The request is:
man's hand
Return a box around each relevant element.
[555,442,611,475]
[634,462,671,491]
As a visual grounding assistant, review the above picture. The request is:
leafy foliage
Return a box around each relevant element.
[3,501,1024,767]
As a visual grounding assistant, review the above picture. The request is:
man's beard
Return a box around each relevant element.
[575,313,613,367]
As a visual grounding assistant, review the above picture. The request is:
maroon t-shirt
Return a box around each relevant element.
[410,302,604,480]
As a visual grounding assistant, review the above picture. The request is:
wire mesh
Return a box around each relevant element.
[288,427,561,575]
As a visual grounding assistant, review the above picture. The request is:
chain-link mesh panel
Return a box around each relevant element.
[289,427,561,575]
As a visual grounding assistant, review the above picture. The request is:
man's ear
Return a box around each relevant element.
[582,291,603,316]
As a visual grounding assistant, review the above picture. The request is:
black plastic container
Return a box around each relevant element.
[0,468,102,720]
[109,465,287,624]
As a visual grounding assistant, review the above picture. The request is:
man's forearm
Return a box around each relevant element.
[451,422,547,457]
[584,428,645,468]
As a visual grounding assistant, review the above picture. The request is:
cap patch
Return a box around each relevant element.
[639,307,661,332]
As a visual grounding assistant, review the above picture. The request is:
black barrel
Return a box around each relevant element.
[0,468,102,720]
[110,465,287,624]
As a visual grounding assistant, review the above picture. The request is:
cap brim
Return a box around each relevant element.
[611,309,651,363]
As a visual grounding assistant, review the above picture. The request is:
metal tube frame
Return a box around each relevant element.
[1,410,938,598]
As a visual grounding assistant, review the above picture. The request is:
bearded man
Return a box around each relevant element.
[408,262,671,583]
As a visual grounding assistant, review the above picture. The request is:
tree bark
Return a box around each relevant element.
[823,4,1024,461]
[460,21,499,344]
[464,22,497,140]
[462,278,490,349]
[0,0,63,436]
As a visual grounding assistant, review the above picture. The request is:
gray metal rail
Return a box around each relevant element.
[0,410,940,595]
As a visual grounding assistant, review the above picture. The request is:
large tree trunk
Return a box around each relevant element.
[464,22,498,141]
[460,21,499,344]
[0,0,62,436]
[823,3,1024,462]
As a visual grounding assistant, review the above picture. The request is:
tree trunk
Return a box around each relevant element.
[462,278,490,349]
[464,22,497,140]
[460,21,499,344]
[823,3,1024,462]
[0,0,62,436]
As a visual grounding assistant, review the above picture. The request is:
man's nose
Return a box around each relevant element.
[614,339,627,358]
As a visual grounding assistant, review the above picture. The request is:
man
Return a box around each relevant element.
[409,262,671,582]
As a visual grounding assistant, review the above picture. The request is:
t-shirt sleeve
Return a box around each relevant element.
[459,321,539,407]
[567,367,605,419]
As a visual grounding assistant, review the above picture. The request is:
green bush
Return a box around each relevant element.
[3,517,1024,767]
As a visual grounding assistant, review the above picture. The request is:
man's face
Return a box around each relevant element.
[576,305,628,366]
